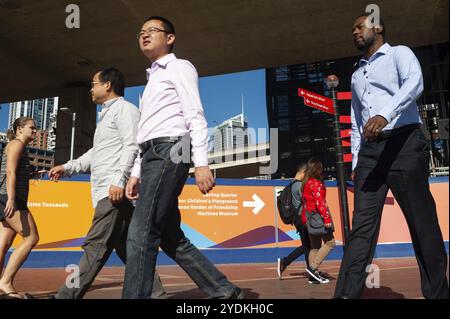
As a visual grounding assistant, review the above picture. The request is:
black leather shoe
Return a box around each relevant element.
[333,295,349,299]
[228,288,245,299]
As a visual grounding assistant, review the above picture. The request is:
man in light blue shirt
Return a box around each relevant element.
[334,14,448,299]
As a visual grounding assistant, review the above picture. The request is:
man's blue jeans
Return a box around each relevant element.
[122,140,238,299]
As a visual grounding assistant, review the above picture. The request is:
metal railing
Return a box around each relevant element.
[430,166,449,177]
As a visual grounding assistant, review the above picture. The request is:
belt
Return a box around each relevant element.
[139,136,183,155]
[376,124,419,141]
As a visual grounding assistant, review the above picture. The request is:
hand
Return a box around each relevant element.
[125,177,140,200]
[48,165,65,182]
[109,185,124,205]
[363,115,388,141]
[33,170,48,179]
[4,199,16,218]
[325,223,333,229]
[350,171,355,181]
[195,166,215,194]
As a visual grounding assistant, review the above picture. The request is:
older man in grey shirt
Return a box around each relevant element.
[48,67,165,299]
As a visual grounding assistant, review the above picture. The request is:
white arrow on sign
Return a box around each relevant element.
[243,194,265,215]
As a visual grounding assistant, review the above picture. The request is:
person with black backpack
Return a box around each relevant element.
[277,163,311,280]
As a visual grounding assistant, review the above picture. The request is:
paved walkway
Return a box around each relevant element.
[4,257,447,299]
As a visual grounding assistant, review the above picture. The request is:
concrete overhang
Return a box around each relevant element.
[0,0,448,103]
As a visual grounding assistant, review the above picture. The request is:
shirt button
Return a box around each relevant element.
[368,92,371,94]
[369,107,372,109]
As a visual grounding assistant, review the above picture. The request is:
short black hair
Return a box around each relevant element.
[144,16,176,51]
[357,13,386,39]
[95,66,125,96]
[297,163,307,172]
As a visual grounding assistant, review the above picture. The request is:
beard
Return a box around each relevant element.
[355,33,376,52]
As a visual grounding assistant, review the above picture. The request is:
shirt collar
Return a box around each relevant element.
[102,96,122,109]
[146,53,177,79]
[99,97,122,121]
[359,42,391,67]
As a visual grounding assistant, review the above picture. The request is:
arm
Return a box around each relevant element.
[172,61,208,168]
[377,46,424,123]
[351,91,364,171]
[111,104,140,189]
[173,61,214,194]
[4,141,24,217]
[311,181,332,225]
[126,153,142,200]
[62,148,93,176]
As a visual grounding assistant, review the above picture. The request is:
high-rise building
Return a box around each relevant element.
[213,113,250,152]
[8,97,58,150]
[29,129,49,150]
[0,132,7,144]
[266,42,449,179]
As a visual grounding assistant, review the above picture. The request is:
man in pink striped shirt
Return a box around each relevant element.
[122,16,243,299]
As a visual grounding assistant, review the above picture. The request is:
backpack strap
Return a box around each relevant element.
[290,179,302,209]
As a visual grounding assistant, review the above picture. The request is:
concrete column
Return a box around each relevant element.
[54,86,96,165]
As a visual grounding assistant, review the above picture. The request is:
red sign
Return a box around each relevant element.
[340,129,351,139]
[298,88,334,115]
[339,116,351,124]
[343,153,352,163]
[337,92,352,100]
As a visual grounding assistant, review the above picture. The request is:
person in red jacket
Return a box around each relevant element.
[301,158,336,284]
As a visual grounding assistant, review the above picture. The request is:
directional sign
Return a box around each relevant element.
[298,88,334,115]
[243,194,265,215]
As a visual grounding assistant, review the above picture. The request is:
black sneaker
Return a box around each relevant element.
[277,258,287,279]
[318,271,329,280]
[308,275,321,284]
[305,267,329,284]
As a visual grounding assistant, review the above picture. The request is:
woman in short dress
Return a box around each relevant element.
[0,117,40,298]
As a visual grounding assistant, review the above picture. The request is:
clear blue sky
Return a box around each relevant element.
[0,69,268,142]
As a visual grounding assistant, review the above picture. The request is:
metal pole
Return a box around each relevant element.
[70,112,76,161]
[326,75,351,245]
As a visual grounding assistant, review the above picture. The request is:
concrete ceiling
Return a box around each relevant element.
[0,0,448,103]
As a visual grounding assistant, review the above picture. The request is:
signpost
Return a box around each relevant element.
[298,88,334,115]
[298,81,351,245]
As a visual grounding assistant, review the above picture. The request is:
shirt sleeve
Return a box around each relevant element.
[172,61,209,167]
[311,181,332,224]
[351,82,364,171]
[111,102,140,189]
[130,155,141,179]
[377,46,424,123]
[62,148,93,176]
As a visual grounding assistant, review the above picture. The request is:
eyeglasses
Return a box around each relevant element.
[137,27,168,39]
[91,81,105,88]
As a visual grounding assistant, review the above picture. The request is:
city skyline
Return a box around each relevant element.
[0,69,268,146]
